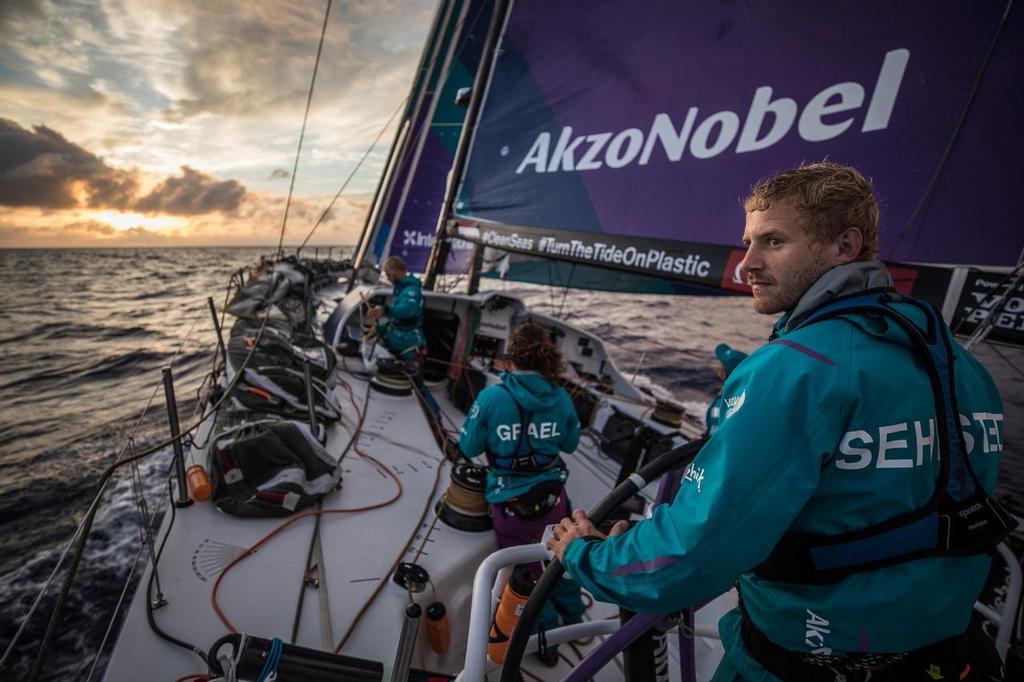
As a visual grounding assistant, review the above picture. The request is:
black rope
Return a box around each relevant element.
[144,479,208,662]
[886,0,1014,259]
[277,0,334,258]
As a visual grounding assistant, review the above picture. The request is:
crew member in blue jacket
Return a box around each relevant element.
[459,321,585,665]
[546,163,1006,681]
[368,256,439,414]
[705,343,748,436]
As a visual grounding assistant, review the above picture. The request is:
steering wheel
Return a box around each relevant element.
[498,436,708,682]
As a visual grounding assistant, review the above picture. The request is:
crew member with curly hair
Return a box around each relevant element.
[458,321,585,666]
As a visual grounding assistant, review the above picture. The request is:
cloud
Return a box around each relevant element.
[156,1,426,122]
[0,1,433,243]
[0,118,138,209]
[60,220,117,236]
[0,118,246,216]
[135,165,245,215]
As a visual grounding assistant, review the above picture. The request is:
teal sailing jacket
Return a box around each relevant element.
[459,371,581,503]
[563,292,1002,679]
[382,275,427,357]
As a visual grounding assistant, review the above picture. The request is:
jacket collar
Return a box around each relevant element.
[775,260,893,337]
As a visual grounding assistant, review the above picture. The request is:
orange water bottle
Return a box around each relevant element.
[426,601,450,654]
[187,464,212,501]
[488,566,535,663]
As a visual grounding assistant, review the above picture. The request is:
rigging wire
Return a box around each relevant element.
[18,1,399,675]
[27,252,289,679]
[556,262,576,319]
[81,445,167,681]
[277,0,334,258]
[989,342,1024,382]
[885,0,1014,259]
[296,97,408,255]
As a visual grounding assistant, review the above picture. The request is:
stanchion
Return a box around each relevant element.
[162,367,193,508]
[207,296,227,369]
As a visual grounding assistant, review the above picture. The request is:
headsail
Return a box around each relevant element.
[359,0,494,275]
[447,0,1022,328]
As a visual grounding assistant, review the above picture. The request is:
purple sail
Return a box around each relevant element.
[454,0,1022,278]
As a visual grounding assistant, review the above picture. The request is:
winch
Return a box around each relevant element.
[369,358,414,395]
[436,462,491,531]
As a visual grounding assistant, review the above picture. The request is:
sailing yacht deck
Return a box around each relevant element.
[102,289,732,681]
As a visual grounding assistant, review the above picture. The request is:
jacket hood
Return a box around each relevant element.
[775,259,929,350]
[500,371,562,413]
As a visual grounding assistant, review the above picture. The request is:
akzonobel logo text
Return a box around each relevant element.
[516,49,908,174]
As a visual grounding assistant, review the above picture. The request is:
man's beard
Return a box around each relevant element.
[752,253,831,315]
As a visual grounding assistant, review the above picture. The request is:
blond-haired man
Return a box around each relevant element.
[548,163,1008,681]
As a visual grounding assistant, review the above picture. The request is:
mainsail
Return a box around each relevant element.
[442,0,1022,340]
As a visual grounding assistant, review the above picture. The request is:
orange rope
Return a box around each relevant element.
[333,432,446,651]
[210,451,404,632]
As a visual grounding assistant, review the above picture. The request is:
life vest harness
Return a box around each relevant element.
[388,315,423,331]
[485,384,560,473]
[754,289,1017,585]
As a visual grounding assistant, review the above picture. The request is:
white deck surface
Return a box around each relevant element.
[103,348,729,681]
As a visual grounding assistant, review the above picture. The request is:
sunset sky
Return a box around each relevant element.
[0,0,436,248]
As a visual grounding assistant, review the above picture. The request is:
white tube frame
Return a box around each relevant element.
[457,541,1020,680]
[972,542,1022,662]
[457,543,550,682]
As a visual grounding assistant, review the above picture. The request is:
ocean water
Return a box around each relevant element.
[0,247,1021,680]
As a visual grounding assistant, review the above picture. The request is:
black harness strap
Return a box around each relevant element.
[388,316,423,330]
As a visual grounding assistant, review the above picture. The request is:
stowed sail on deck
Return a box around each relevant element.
[442,0,1023,340]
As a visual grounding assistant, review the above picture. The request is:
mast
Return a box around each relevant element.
[350,0,457,278]
[423,0,513,290]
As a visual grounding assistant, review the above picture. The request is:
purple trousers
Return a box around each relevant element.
[489,492,586,632]
[490,492,569,579]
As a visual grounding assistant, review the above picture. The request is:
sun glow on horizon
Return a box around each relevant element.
[91,210,186,232]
